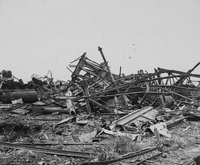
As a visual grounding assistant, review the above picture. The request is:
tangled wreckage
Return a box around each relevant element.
[1,47,200,164]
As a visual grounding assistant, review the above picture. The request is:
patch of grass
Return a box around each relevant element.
[95,144,119,161]
[172,135,188,148]
[114,136,141,155]
[94,136,142,162]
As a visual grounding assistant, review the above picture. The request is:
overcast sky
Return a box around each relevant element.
[0,0,200,82]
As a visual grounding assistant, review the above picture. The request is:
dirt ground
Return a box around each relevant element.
[0,110,200,165]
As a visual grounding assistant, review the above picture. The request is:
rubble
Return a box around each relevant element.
[1,47,200,164]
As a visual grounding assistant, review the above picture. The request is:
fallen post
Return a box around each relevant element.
[0,141,94,158]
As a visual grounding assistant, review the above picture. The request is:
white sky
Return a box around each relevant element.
[0,0,200,82]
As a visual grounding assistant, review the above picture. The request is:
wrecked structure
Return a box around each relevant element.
[1,47,200,164]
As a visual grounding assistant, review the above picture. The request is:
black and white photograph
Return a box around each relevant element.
[0,1,200,164]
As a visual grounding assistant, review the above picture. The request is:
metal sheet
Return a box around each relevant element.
[110,106,154,129]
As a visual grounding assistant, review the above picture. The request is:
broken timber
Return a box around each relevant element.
[0,141,94,158]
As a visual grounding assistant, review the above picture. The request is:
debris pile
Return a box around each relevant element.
[1,47,200,164]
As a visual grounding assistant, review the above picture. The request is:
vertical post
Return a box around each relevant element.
[119,66,122,78]
[80,80,91,113]
[98,47,129,108]
[98,47,116,85]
